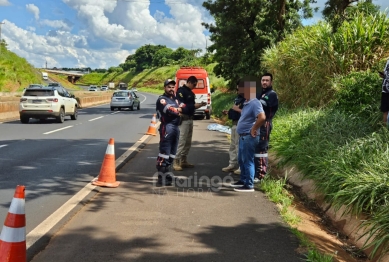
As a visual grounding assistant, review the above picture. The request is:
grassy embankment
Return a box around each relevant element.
[261,12,389,261]
[77,63,228,95]
[0,48,43,92]
[212,12,389,261]
[0,46,83,92]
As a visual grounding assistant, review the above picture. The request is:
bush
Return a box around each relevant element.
[332,71,382,119]
[261,11,389,108]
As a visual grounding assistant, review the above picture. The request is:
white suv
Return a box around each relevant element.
[19,86,78,123]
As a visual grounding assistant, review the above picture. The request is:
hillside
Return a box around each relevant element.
[77,63,228,90]
[0,48,44,92]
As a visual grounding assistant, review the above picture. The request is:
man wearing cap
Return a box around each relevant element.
[173,76,207,171]
[155,79,183,185]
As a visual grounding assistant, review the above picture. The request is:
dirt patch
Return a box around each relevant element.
[288,183,369,262]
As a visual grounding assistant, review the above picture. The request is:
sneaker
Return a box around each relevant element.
[230,181,244,188]
[234,168,241,175]
[222,165,236,172]
[234,186,254,192]
[254,178,261,184]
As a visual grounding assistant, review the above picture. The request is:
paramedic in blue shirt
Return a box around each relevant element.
[230,78,266,192]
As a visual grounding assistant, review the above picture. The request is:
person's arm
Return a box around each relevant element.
[195,102,207,109]
[232,104,242,113]
[166,104,182,116]
[177,89,195,115]
[251,112,266,137]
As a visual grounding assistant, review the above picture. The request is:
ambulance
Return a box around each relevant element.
[174,66,212,119]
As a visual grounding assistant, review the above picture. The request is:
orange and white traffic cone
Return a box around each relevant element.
[145,114,158,136]
[0,185,26,262]
[92,138,120,188]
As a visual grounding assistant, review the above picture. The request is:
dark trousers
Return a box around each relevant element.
[156,123,180,171]
[255,122,272,179]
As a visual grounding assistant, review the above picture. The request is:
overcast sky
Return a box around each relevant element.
[0,0,387,69]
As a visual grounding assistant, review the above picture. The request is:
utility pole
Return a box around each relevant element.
[0,22,5,56]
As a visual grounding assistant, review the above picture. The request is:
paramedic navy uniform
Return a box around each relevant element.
[155,94,181,172]
[255,86,279,180]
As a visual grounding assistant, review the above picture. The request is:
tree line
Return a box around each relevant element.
[201,0,382,89]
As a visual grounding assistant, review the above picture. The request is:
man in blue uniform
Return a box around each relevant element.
[255,73,279,183]
[155,79,183,185]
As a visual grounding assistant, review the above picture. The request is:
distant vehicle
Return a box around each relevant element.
[108,82,115,89]
[28,84,45,89]
[19,86,78,123]
[88,85,98,91]
[130,87,138,92]
[175,66,212,119]
[42,72,48,80]
[118,83,127,90]
[101,85,108,91]
[110,90,140,111]
[48,82,62,88]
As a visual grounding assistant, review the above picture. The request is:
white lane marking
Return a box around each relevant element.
[26,133,152,250]
[137,93,147,104]
[110,111,120,115]
[88,116,104,122]
[43,126,73,135]
[26,182,97,249]
[0,145,7,148]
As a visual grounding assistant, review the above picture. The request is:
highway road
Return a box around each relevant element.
[0,92,159,234]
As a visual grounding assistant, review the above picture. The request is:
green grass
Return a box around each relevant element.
[259,175,300,226]
[270,105,389,259]
[304,249,334,262]
[0,48,43,92]
[259,176,334,261]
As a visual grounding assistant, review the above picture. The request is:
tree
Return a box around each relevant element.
[170,47,193,61]
[152,47,173,66]
[0,39,8,50]
[202,0,316,88]
[133,44,166,72]
[323,0,380,32]
[108,66,123,73]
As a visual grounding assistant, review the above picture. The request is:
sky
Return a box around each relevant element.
[0,0,387,69]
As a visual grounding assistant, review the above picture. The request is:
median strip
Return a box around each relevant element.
[43,126,73,135]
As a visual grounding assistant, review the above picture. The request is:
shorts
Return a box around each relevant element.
[380,92,389,112]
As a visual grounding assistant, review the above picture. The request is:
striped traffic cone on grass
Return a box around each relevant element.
[0,185,26,262]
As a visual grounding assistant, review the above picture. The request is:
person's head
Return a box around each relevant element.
[261,73,273,89]
[237,76,262,100]
[164,79,176,96]
[186,76,198,89]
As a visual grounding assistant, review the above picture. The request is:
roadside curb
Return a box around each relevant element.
[25,117,160,260]
[270,154,388,261]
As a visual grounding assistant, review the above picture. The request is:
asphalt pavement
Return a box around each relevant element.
[29,119,302,262]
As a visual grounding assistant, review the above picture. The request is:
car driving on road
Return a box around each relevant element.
[110,90,140,111]
[88,85,98,91]
[101,85,108,91]
[19,86,78,123]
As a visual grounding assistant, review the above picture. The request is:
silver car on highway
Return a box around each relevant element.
[110,90,140,111]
